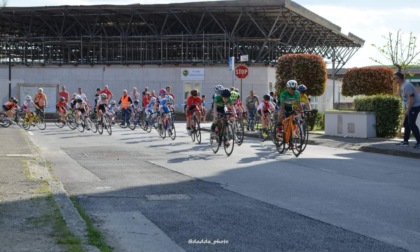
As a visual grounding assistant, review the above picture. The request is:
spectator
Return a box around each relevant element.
[118,89,133,126]
[201,94,208,123]
[101,85,113,101]
[58,86,69,102]
[77,87,88,103]
[34,87,48,113]
[142,86,149,97]
[394,72,420,148]
[131,87,141,102]
[151,90,157,98]
[142,91,151,109]
[245,89,259,131]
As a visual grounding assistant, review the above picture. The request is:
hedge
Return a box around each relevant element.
[342,67,395,96]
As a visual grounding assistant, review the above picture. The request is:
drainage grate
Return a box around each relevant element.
[145,194,191,201]
[82,151,147,158]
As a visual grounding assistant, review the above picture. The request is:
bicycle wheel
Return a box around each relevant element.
[223,123,235,156]
[210,124,221,154]
[190,122,196,142]
[54,113,65,128]
[273,125,286,154]
[128,116,136,130]
[158,120,166,139]
[194,116,201,144]
[22,117,31,130]
[235,120,244,146]
[66,114,77,130]
[105,116,112,135]
[35,116,46,130]
[145,119,153,133]
[76,118,85,132]
[97,117,104,135]
[300,121,309,152]
[168,118,176,140]
[0,113,11,128]
[85,117,96,133]
[15,112,25,128]
[291,122,304,157]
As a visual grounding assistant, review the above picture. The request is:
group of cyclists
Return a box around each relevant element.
[2,79,312,156]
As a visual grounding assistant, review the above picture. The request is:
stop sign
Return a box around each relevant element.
[235,65,249,79]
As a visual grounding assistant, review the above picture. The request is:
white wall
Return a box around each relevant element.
[0,64,274,112]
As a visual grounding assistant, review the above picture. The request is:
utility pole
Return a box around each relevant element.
[332,49,336,109]
[8,43,11,99]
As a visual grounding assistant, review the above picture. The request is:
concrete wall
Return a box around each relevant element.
[0,64,276,112]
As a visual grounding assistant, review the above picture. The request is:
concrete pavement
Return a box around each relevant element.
[0,123,418,251]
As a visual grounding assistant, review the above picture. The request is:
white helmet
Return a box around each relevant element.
[110,100,116,105]
[26,95,32,101]
[101,93,108,99]
[286,80,298,89]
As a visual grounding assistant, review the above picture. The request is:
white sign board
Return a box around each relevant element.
[181,68,205,81]
[240,55,249,62]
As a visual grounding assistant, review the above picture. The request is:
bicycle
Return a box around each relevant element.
[144,112,158,133]
[275,109,307,157]
[96,112,112,135]
[190,110,201,144]
[210,111,235,156]
[0,108,24,128]
[54,111,67,128]
[160,110,176,140]
[22,110,46,130]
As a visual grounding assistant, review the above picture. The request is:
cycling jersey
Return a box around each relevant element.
[257,101,275,113]
[186,96,202,117]
[279,89,300,109]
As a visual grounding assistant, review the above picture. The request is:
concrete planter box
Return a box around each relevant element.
[325,111,376,138]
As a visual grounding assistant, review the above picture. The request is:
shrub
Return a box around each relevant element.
[276,54,327,96]
[342,67,395,96]
[354,95,402,137]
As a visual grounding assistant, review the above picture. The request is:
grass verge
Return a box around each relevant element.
[71,197,113,252]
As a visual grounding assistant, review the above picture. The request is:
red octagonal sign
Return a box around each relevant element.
[235,65,249,79]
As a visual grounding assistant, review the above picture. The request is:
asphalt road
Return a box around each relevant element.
[26,123,419,252]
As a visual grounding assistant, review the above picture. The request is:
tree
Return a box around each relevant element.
[370,30,420,73]
[1,0,7,7]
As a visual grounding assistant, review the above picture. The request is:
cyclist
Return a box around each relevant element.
[56,96,70,122]
[210,88,236,139]
[21,96,39,123]
[107,100,118,123]
[96,93,109,122]
[231,89,245,116]
[129,100,142,124]
[157,90,173,131]
[2,97,19,120]
[297,84,311,111]
[278,79,303,123]
[74,98,88,124]
[185,89,202,135]
[145,96,157,126]
[257,94,276,137]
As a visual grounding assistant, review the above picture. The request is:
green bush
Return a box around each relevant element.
[314,111,325,131]
[354,95,402,137]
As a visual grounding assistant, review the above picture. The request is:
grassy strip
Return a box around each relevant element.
[71,197,113,252]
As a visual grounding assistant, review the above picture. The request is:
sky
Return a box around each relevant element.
[5,0,420,68]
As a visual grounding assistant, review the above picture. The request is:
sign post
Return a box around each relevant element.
[235,65,249,102]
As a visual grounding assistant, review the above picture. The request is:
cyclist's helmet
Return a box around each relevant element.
[134,100,139,105]
[59,96,65,102]
[263,94,270,101]
[221,88,231,98]
[214,84,223,91]
[110,100,116,105]
[100,93,107,99]
[230,91,239,100]
[76,98,83,103]
[150,97,157,102]
[190,89,198,96]
[159,88,166,96]
[298,84,307,93]
[286,80,298,89]
[26,95,32,101]
[11,98,18,104]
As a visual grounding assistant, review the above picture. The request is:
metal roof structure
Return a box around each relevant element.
[0,0,364,69]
